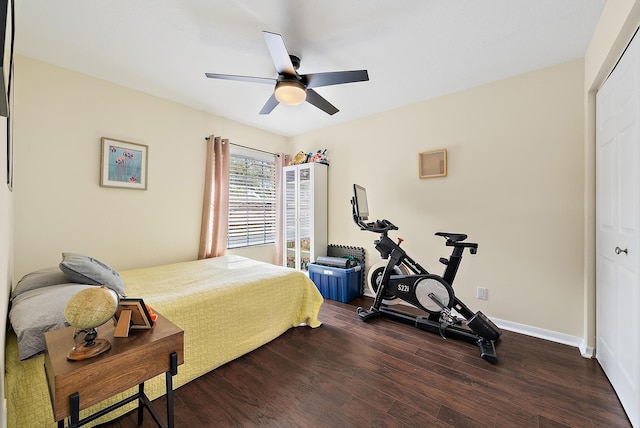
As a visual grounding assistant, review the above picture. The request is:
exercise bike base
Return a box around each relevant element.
[359,305,498,363]
[477,338,497,364]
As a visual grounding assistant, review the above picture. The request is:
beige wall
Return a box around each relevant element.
[12,55,288,279]
[291,60,585,337]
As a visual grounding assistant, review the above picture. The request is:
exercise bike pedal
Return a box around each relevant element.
[357,306,381,321]
[477,339,497,364]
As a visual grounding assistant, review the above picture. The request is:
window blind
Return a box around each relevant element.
[227,152,277,249]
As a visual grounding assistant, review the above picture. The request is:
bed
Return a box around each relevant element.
[6,254,323,427]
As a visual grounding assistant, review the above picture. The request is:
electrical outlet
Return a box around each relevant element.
[476,287,488,300]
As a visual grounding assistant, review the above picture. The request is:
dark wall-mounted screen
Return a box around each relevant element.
[353,184,369,221]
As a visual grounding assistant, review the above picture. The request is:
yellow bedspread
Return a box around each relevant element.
[5,255,323,427]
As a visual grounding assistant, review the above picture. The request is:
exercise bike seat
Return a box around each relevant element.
[435,232,467,242]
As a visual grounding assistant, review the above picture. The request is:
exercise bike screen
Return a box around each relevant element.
[353,184,369,221]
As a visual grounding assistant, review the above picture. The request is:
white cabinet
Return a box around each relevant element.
[283,163,328,270]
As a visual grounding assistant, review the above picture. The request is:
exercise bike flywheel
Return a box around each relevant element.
[413,275,454,314]
[367,262,410,305]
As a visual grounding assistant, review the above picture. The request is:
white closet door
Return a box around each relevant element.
[596,32,640,428]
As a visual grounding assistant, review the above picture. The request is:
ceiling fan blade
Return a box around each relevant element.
[305,70,369,89]
[259,93,279,115]
[305,89,339,115]
[263,31,296,75]
[205,73,276,85]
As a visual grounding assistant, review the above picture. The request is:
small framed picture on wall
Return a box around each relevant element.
[418,149,447,179]
[100,137,148,190]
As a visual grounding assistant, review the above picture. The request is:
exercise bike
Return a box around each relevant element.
[351,184,502,363]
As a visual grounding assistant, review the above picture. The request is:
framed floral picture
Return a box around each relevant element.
[100,137,148,189]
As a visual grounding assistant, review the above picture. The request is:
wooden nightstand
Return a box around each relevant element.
[44,313,184,428]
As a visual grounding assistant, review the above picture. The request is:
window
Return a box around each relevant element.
[227,149,277,249]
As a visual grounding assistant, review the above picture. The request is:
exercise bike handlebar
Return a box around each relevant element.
[356,218,398,234]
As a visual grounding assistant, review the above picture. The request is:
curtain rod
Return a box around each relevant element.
[204,137,279,157]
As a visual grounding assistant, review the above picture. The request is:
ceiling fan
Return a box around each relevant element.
[205,31,369,115]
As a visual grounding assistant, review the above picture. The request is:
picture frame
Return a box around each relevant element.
[418,149,447,179]
[2,0,14,191]
[113,298,155,337]
[100,137,148,190]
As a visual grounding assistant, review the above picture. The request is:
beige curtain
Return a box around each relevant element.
[198,135,230,259]
[274,153,290,266]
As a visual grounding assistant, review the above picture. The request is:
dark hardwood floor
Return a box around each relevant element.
[99,296,630,427]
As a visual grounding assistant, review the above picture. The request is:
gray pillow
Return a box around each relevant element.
[59,253,126,297]
[11,266,70,301]
[9,283,93,360]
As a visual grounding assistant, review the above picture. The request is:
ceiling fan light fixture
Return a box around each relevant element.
[275,80,307,105]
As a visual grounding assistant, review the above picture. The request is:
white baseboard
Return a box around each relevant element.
[361,291,593,358]
[492,318,593,358]
[580,343,595,359]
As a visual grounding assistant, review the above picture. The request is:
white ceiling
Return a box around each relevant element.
[15,0,606,137]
